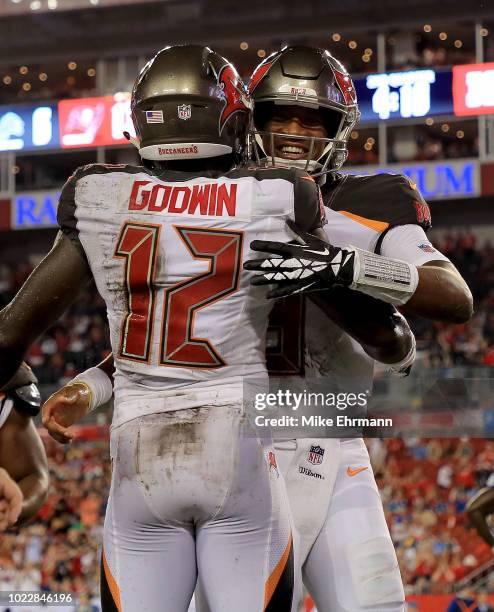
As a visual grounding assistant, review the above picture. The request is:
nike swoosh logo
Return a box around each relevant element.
[347,466,368,477]
[304,247,330,256]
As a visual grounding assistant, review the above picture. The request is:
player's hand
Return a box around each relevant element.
[0,468,23,531]
[244,219,356,299]
[42,383,91,444]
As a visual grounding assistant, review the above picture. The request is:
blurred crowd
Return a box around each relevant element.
[392,134,479,163]
[347,128,477,168]
[0,268,110,387]
[413,232,494,368]
[371,437,494,595]
[390,44,475,72]
[0,436,109,609]
[2,429,494,602]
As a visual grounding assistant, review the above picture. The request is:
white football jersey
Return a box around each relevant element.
[305,205,448,388]
[58,164,323,426]
[269,197,447,392]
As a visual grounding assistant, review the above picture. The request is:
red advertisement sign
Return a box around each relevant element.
[59,94,135,148]
[453,62,494,116]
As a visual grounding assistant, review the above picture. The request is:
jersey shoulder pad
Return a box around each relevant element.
[61,162,146,196]
[325,172,431,231]
[73,162,145,181]
[229,166,323,230]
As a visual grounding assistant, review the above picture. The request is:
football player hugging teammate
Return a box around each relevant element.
[33,46,471,612]
[243,45,473,612]
[41,45,411,612]
[1,44,325,612]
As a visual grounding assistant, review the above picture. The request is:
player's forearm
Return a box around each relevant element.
[401,262,473,323]
[17,469,49,523]
[0,316,26,387]
[310,288,413,364]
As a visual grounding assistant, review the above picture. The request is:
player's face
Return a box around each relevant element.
[262,106,328,161]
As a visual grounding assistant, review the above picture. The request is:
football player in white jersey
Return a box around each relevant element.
[0,363,48,531]
[40,47,423,612]
[0,44,343,612]
[243,45,473,612]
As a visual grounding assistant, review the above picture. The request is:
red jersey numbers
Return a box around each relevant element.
[114,222,243,368]
[161,227,243,368]
[115,222,160,362]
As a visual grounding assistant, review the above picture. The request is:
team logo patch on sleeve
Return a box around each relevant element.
[145,110,164,123]
[418,243,436,253]
[413,200,432,225]
[307,445,325,465]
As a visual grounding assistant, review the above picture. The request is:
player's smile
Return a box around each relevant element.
[262,105,328,160]
[276,140,310,160]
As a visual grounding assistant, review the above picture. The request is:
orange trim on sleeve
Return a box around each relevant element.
[102,547,122,612]
[338,210,389,233]
[300,175,315,182]
[264,533,293,609]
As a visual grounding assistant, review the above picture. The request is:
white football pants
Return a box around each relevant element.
[277,437,405,612]
[100,405,295,612]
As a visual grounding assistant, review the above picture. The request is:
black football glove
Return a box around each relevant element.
[244,219,356,299]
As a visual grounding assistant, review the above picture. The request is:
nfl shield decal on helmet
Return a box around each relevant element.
[178,104,192,120]
[308,445,325,465]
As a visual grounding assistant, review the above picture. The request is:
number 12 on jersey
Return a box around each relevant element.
[114,221,243,368]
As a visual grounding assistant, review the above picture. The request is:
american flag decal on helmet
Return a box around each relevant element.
[145,110,164,123]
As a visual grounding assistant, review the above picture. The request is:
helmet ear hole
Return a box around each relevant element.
[320,108,345,139]
[253,102,276,130]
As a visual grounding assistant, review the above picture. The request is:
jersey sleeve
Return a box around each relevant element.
[328,172,431,230]
[380,224,451,266]
[292,170,326,232]
[382,174,432,230]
